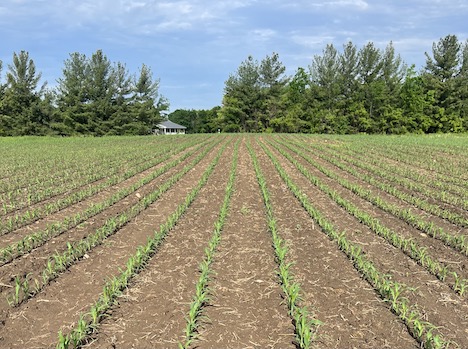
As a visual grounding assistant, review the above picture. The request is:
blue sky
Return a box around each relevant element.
[1,0,467,111]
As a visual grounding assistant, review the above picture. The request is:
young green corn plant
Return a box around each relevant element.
[56,138,232,349]
[269,139,465,296]
[281,136,467,228]
[0,139,218,266]
[259,139,453,349]
[247,141,321,349]
[179,140,239,349]
[6,140,226,308]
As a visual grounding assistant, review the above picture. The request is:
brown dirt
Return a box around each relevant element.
[0,138,225,348]
[84,140,236,348]
[253,139,418,349]
[194,139,295,349]
[261,139,468,347]
[0,135,466,349]
[271,139,468,281]
[0,139,209,308]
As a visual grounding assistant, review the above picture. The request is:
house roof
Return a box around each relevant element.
[157,120,187,129]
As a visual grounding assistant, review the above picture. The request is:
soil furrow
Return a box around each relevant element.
[84,139,236,348]
[253,140,418,349]
[0,139,207,245]
[274,140,468,282]
[0,139,213,304]
[296,139,466,234]
[0,138,226,349]
[263,139,468,347]
[195,139,295,349]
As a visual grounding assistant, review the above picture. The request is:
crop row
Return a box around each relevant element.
[297,138,467,227]
[259,140,452,349]
[308,139,467,209]
[336,135,468,180]
[338,138,468,189]
[179,139,239,348]
[6,137,225,307]
[268,139,467,296]
[56,138,229,349]
[0,136,184,195]
[0,137,218,266]
[277,137,468,256]
[248,141,321,349]
[0,140,180,214]
[0,138,209,234]
[0,136,209,214]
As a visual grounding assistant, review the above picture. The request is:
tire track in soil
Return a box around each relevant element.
[253,140,418,349]
[262,140,468,348]
[274,140,468,282]
[0,138,227,349]
[0,141,210,303]
[84,139,237,348]
[195,139,295,349]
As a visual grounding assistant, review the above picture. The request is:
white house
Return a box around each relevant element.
[155,120,187,135]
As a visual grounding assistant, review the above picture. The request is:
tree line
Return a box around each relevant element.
[1,34,467,136]
[170,34,467,134]
[0,50,167,136]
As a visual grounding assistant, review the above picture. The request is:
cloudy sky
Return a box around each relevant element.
[0,0,467,111]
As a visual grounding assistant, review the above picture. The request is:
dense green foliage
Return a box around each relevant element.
[213,34,467,134]
[0,50,168,136]
[1,35,467,135]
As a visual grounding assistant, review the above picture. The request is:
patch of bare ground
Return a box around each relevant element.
[274,140,468,282]
[84,140,236,348]
[262,140,468,348]
[195,139,295,349]
[253,140,418,349]
[0,139,225,349]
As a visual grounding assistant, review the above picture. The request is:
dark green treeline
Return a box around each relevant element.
[0,50,167,136]
[1,35,467,136]
[171,34,468,134]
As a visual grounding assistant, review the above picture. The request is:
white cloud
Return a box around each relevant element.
[292,35,336,49]
[250,29,277,41]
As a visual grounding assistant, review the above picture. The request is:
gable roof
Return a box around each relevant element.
[157,120,186,129]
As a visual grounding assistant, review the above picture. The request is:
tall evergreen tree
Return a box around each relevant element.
[0,51,48,135]
[130,63,168,134]
[219,55,261,132]
[258,52,288,130]
[424,34,464,132]
[56,52,90,134]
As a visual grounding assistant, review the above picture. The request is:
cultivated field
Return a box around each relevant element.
[0,134,466,349]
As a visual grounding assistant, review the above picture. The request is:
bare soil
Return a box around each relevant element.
[0,134,466,349]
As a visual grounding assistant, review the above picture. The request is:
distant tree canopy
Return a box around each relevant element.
[0,34,467,136]
[0,50,168,136]
[215,34,467,134]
